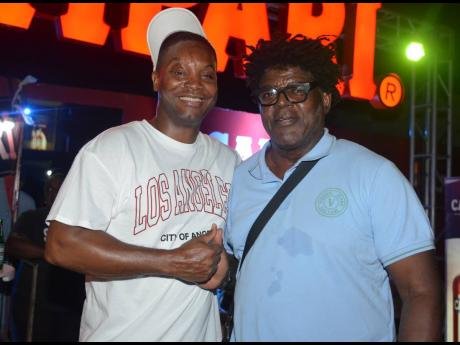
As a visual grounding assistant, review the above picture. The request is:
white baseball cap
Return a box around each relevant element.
[147,7,206,70]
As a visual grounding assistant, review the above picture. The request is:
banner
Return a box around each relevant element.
[0,119,20,177]
[445,177,460,341]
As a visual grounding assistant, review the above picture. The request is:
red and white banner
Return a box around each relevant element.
[445,177,460,341]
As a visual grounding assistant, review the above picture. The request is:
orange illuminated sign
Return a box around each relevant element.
[203,3,270,72]
[0,3,35,29]
[287,3,345,45]
[348,3,381,101]
[121,3,198,55]
[61,3,110,46]
[0,3,396,107]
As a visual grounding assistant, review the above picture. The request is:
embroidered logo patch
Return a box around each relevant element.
[315,188,348,217]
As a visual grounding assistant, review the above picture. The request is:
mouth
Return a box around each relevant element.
[274,115,297,126]
[179,96,205,104]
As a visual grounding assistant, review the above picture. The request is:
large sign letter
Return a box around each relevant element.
[60,4,110,46]
[121,3,197,56]
[348,3,381,100]
[203,3,270,72]
[0,3,35,29]
[287,3,345,43]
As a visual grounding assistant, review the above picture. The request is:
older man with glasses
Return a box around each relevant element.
[223,34,442,342]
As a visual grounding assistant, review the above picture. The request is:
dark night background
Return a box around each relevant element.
[0,3,458,234]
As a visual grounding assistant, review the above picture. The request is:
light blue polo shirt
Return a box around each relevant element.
[224,129,434,341]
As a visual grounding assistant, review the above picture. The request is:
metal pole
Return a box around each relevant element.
[430,57,437,230]
[11,121,24,225]
[409,64,416,185]
[424,62,431,209]
[446,59,452,178]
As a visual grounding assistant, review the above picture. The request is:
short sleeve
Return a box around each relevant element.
[46,147,118,231]
[224,180,236,257]
[370,160,434,267]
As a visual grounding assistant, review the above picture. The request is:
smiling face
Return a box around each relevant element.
[152,39,217,140]
[258,66,331,156]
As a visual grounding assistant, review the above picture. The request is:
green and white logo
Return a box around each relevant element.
[315,188,348,217]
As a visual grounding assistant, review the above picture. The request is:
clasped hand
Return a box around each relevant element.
[173,224,223,284]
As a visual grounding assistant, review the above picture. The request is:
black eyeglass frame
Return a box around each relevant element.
[252,81,319,106]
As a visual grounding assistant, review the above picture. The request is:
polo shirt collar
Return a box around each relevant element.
[249,128,336,182]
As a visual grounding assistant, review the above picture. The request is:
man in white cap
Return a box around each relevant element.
[44,7,241,341]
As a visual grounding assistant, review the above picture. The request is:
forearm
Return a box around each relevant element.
[45,220,221,283]
[6,233,44,260]
[45,221,174,278]
[397,291,442,341]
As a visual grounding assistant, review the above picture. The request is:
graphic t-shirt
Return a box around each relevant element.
[47,120,241,341]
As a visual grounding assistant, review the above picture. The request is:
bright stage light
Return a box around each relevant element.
[46,169,53,176]
[406,42,425,62]
[22,106,35,125]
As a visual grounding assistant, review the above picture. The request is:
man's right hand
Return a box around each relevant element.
[171,225,223,284]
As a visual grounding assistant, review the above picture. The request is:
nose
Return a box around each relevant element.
[183,73,203,90]
[277,90,292,106]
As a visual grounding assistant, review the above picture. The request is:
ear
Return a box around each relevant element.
[152,71,159,92]
[322,92,332,114]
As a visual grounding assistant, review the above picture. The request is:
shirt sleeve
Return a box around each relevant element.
[46,146,118,231]
[224,167,242,258]
[370,160,435,267]
[224,186,236,257]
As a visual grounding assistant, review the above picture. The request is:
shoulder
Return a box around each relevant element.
[331,139,392,170]
[332,139,409,189]
[334,139,386,160]
[85,121,142,150]
[232,149,263,180]
[200,133,242,163]
[77,121,144,164]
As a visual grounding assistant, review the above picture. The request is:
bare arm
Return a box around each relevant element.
[386,250,442,341]
[44,220,223,284]
[6,232,44,260]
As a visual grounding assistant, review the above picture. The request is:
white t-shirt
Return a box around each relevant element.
[47,120,241,341]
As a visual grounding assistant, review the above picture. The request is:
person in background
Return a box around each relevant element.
[44,7,241,342]
[0,176,37,341]
[224,34,442,341]
[0,176,36,240]
[6,172,85,341]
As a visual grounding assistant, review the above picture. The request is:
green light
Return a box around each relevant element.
[406,42,425,62]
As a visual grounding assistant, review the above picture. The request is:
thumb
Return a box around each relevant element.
[203,224,218,242]
[213,227,223,246]
[209,224,223,246]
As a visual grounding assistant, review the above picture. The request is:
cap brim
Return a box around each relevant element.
[147,7,206,70]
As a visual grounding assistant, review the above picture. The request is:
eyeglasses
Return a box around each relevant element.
[252,81,319,106]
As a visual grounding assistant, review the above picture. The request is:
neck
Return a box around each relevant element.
[265,146,299,179]
[266,130,323,179]
[148,117,199,144]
